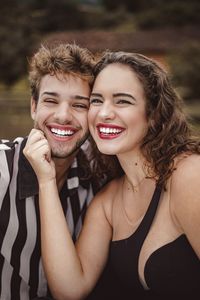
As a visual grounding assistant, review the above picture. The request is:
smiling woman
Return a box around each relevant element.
[88,63,148,156]
[24,50,200,300]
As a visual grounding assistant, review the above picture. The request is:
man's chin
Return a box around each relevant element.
[51,150,78,160]
[51,138,88,159]
[48,131,89,159]
[51,147,78,159]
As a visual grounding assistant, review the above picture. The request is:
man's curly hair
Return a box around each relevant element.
[29,42,95,101]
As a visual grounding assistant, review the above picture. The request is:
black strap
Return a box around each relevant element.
[133,185,163,257]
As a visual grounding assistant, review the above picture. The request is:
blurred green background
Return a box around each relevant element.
[0,0,199,139]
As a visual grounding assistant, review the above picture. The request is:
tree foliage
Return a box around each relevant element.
[0,0,35,84]
[0,0,85,85]
[168,43,200,100]
[0,0,200,85]
[136,0,200,29]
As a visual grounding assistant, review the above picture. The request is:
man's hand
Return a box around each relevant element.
[23,129,56,184]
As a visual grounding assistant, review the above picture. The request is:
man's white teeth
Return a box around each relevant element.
[51,128,74,136]
[99,127,122,134]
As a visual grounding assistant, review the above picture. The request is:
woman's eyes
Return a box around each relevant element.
[90,98,102,105]
[116,99,133,105]
[89,98,134,105]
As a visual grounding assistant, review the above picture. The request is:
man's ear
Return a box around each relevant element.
[31,97,37,120]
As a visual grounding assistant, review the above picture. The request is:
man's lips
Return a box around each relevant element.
[47,125,78,139]
[96,123,125,139]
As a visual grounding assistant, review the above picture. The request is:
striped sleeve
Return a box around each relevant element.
[0,138,47,299]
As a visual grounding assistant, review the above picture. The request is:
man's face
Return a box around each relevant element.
[31,73,90,159]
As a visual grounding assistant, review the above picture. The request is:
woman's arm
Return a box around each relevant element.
[39,181,112,300]
[24,129,112,300]
[170,154,200,258]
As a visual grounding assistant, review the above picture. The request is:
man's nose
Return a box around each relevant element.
[54,103,73,124]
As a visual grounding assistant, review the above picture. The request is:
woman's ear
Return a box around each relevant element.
[30,97,37,120]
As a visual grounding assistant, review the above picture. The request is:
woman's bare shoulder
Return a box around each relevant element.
[173,153,200,182]
[96,177,122,200]
[90,177,123,224]
[170,154,200,232]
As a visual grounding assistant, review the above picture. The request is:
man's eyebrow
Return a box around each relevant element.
[41,92,89,101]
[113,93,136,101]
[41,92,59,97]
[74,95,90,101]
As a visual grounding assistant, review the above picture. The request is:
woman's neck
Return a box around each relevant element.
[117,151,148,188]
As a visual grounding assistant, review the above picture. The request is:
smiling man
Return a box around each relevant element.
[31,73,90,159]
[0,43,100,299]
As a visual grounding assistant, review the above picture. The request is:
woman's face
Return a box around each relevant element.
[88,63,148,156]
[88,63,147,155]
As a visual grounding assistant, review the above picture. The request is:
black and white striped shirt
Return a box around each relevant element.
[0,137,96,300]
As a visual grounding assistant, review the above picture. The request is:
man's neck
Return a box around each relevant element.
[54,154,76,191]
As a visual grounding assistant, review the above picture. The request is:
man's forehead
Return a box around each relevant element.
[39,74,91,99]
[40,73,90,88]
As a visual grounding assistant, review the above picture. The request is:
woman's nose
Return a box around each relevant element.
[99,103,115,120]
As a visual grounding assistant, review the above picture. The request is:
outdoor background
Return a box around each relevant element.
[0,0,200,139]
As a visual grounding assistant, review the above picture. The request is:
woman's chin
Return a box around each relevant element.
[97,146,118,156]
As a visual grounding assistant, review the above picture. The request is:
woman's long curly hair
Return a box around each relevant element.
[90,51,200,187]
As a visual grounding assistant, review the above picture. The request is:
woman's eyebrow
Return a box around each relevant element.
[113,93,136,101]
[90,92,102,98]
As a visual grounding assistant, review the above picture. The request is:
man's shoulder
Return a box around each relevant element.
[0,139,14,151]
[0,138,25,193]
[0,137,25,152]
[0,137,26,172]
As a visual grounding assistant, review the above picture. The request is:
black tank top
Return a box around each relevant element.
[109,185,200,298]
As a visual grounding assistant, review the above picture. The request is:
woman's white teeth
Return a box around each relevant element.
[99,127,122,134]
[51,128,74,136]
